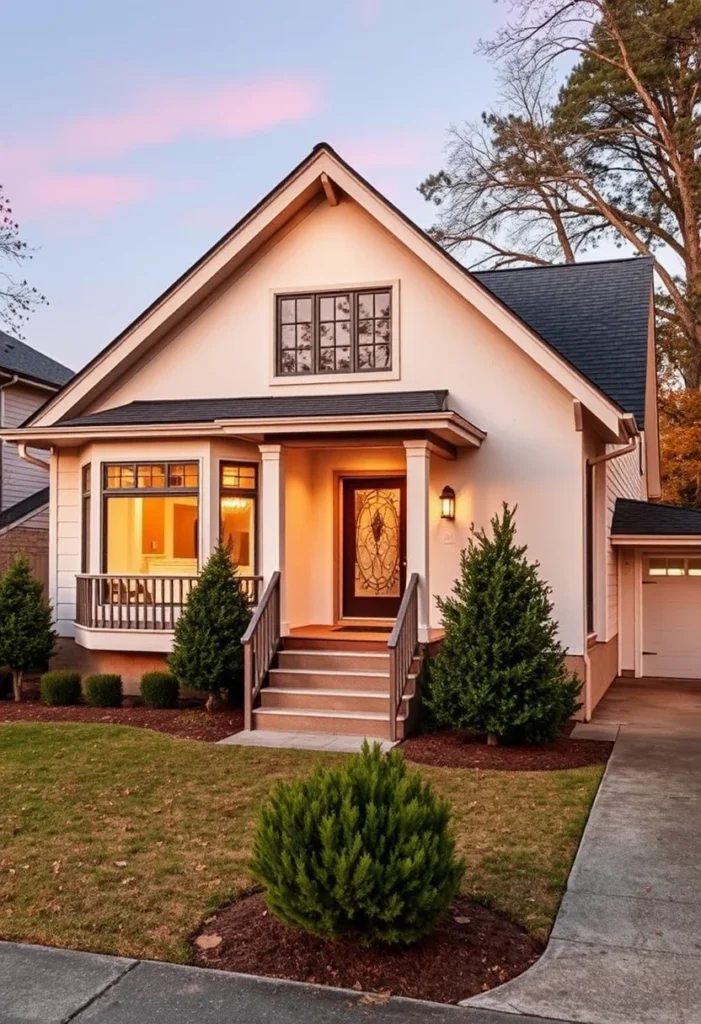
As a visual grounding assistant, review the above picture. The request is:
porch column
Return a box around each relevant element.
[404,440,431,643]
[259,443,287,634]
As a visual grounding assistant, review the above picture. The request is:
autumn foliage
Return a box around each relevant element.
[659,389,701,508]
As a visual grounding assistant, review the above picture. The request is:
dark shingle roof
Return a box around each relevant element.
[58,390,450,428]
[0,488,49,532]
[473,258,652,427]
[612,498,701,536]
[0,331,73,388]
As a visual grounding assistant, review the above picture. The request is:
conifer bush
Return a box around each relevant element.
[168,541,251,707]
[84,673,123,707]
[0,555,57,701]
[40,670,82,706]
[251,741,464,946]
[140,671,179,709]
[426,503,581,744]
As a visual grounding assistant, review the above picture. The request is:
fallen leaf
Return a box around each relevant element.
[454,915,471,924]
[114,861,127,868]
[195,933,222,950]
[358,991,391,1006]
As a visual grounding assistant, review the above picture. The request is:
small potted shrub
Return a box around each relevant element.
[83,673,123,708]
[141,671,179,709]
[40,670,82,706]
[251,741,464,945]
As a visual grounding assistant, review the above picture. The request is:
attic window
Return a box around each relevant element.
[276,289,392,376]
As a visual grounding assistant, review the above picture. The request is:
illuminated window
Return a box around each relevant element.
[220,463,257,576]
[649,557,694,577]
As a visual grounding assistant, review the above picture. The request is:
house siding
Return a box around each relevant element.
[2,383,51,517]
[606,444,644,639]
[54,449,81,638]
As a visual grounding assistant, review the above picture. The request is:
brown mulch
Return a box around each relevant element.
[402,724,612,771]
[191,891,541,1004]
[0,699,243,742]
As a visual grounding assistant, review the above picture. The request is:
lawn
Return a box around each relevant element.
[0,723,603,963]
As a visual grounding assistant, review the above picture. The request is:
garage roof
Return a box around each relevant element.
[612,498,701,536]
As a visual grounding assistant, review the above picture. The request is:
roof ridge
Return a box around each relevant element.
[473,256,653,276]
[617,496,701,513]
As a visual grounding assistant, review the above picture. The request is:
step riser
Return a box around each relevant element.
[260,691,409,715]
[282,637,388,652]
[277,652,391,672]
[252,710,404,739]
[269,670,390,691]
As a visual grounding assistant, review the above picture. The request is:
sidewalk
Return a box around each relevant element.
[0,940,568,1024]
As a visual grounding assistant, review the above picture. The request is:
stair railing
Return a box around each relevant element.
[387,572,420,742]
[242,571,281,731]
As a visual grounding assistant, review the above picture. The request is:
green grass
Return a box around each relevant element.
[0,723,603,961]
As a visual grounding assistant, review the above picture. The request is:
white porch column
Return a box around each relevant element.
[259,443,287,634]
[404,440,431,643]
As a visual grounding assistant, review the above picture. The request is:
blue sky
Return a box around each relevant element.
[3,0,512,371]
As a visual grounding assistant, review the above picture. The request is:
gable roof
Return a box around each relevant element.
[0,331,73,389]
[612,498,701,536]
[21,144,650,440]
[58,390,450,427]
[0,487,49,533]
[473,259,652,428]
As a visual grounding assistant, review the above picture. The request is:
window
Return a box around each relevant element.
[102,462,199,576]
[276,288,392,376]
[81,465,91,573]
[220,462,257,576]
[648,557,700,577]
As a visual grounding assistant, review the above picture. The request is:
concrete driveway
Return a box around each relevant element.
[466,677,701,1024]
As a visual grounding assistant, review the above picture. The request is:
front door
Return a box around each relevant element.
[342,477,406,619]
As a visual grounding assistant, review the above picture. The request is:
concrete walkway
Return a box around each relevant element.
[0,940,570,1024]
[466,678,701,1024]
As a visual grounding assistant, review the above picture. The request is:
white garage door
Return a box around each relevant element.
[643,556,701,678]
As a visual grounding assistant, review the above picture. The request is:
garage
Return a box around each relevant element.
[643,555,701,678]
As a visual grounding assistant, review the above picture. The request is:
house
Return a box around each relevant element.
[3,142,691,738]
[0,331,73,585]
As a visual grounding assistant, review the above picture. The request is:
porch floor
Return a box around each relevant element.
[218,729,397,752]
[288,623,445,643]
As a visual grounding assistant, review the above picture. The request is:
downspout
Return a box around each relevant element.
[0,374,19,509]
[18,442,51,472]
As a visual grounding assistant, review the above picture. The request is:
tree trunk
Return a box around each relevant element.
[205,693,216,712]
[487,732,499,746]
[12,670,23,703]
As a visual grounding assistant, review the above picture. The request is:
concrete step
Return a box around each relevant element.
[252,706,407,740]
[277,649,392,672]
[260,686,411,715]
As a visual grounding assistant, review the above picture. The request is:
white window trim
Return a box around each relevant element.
[268,279,400,386]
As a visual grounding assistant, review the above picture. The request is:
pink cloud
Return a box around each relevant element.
[358,0,384,23]
[3,73,322,222]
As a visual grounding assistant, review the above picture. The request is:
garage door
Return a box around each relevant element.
[643,556,701,678]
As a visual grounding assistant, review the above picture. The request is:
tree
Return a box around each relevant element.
[425,504,581,744]
[1,185,47,337]
[168,541,251,707]
[420,0,701,386]
[659,387,701,505]
[0,555,57,702]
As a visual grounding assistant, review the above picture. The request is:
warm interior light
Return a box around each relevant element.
[439,485,455,520]
[221,497,249,511]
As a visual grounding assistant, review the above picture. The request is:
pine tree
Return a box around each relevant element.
[426,504,581,744]
[0,555,57,702]
[168,541,251,707]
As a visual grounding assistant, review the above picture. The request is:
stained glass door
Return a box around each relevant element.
[341,477,406,619]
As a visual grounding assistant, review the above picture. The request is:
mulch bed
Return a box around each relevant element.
[402,724,612,771]
[191,891,541,1004]
[0,699,243,742]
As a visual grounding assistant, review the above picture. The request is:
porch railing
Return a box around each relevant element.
[75,573,262,631]
[242,571,281,731]
[388,573,420,742]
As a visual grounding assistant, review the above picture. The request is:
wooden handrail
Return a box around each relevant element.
[242,571,281,731]
[388,573,420,743]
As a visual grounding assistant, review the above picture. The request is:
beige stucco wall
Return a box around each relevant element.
[66,199,586,653]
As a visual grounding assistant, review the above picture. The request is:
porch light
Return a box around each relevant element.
[439,485,455,521]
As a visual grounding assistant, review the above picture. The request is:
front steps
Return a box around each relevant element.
[250,637,419,740]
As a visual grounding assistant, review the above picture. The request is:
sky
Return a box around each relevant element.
[2,0,515,372]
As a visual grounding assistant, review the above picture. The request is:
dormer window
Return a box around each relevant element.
[276,288,392,376]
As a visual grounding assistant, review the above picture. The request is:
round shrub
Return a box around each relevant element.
[0,667,13,700]
[40,670,82,706]
[251,740,465,946]
[83,673,123,708]
[140,671,179,709]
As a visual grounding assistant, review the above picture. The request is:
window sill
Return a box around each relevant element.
[270,368,400,387]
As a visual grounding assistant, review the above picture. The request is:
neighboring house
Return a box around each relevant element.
[3,143,693,736]
[0,331,73,586]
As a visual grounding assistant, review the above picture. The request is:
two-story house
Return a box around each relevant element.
[5,144,700,739]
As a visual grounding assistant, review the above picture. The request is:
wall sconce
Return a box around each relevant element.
[439,485,455,521]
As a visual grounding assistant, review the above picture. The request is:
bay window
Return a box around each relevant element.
[220,462,257,575]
